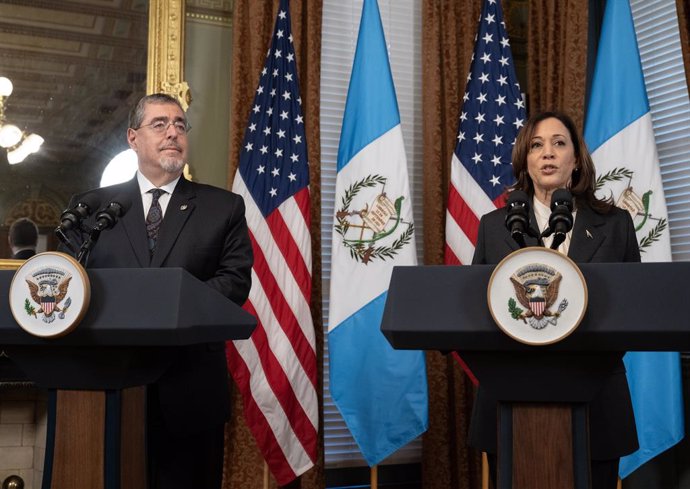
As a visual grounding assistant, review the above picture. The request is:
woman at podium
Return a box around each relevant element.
[471,111,640,489]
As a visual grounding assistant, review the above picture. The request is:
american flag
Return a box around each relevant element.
[227,0,317,484]
[444,0,527,265]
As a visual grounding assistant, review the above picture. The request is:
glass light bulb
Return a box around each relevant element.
[0,77,13,97]
[7,145,28,164]
[0,124,22,148]
[23,133,44,153]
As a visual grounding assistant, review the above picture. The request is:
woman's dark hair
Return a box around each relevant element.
[510,111,612,212]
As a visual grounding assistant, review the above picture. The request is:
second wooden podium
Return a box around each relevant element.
[381,262,690,489]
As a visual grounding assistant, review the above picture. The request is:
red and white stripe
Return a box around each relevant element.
[227,175,318,485]
[42,300,55,315]
[444,153,504,265]
[529,300,545,318]
[445,154,507,387]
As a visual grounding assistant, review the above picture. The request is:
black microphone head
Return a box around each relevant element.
[549,188,574,247]
[69,193,101,222]
[101,194,132,218]
[58,192,102,232]
[77,192,102,215]
[550,188,573,211]
[93,195,127,231]
[507,190,529,207]
[505,190,530,248]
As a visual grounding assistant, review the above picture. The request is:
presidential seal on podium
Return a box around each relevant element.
[487,247,588,345]
[9,252,90,338]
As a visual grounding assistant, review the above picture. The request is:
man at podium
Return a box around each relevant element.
[471,111,639,489]
[60,93,253,489]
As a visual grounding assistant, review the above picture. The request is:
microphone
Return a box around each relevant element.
[92,196,133,232]
[77,195,132,266]
[58,193,101,231]
[55,193,101,252]
[543,189,574,250]
[505,190,530,248]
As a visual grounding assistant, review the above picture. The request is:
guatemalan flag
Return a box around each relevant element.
[328,0,428,466]
[584,0,684,477]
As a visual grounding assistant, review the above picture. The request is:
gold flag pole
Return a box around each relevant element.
[482,453,489,489]
[263,461,270,489]
[371,465,378,489]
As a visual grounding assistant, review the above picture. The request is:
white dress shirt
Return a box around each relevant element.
[136,171,180,219]
[532,196,577,256]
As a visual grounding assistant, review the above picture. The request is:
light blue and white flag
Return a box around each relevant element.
[584,0,684,478]
[328,0,428,466]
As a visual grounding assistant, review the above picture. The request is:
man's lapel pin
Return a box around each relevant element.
[180,204,188,211]
[586,229,593,239]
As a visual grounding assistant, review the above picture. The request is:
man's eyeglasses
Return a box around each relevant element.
[135,119,191,135]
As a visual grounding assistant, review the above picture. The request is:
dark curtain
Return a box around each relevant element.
[421,0,487,487]
[527,0,590,130]
[224,1,324,488]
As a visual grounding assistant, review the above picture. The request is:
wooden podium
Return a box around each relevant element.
[0,267,256,489]
[381,262,690,489]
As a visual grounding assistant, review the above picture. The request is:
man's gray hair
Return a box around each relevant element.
[128,93,185,129]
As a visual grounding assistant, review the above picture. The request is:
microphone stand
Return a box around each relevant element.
[76,228,101,267]
[540,228,566,250]
[55,227,78,254]
[550,232,567,250]
[507,211,545,248]
[511,230,527,249]
[529,227,545,248]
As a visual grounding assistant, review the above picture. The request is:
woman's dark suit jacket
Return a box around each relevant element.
[470,201,640,460]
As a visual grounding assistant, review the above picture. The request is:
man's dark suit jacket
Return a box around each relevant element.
[470,201,640,460]
[61,176,252,434]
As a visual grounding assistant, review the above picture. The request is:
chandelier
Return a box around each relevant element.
[0,77,43,164]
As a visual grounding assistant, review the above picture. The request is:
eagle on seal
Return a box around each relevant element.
[26,276,72,322]
[510,273,562,321]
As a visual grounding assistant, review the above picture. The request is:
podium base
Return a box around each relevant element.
[497,403,590,489]
[43,387,147,489]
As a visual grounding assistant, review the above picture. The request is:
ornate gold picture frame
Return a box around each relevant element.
[148,0,190,108]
